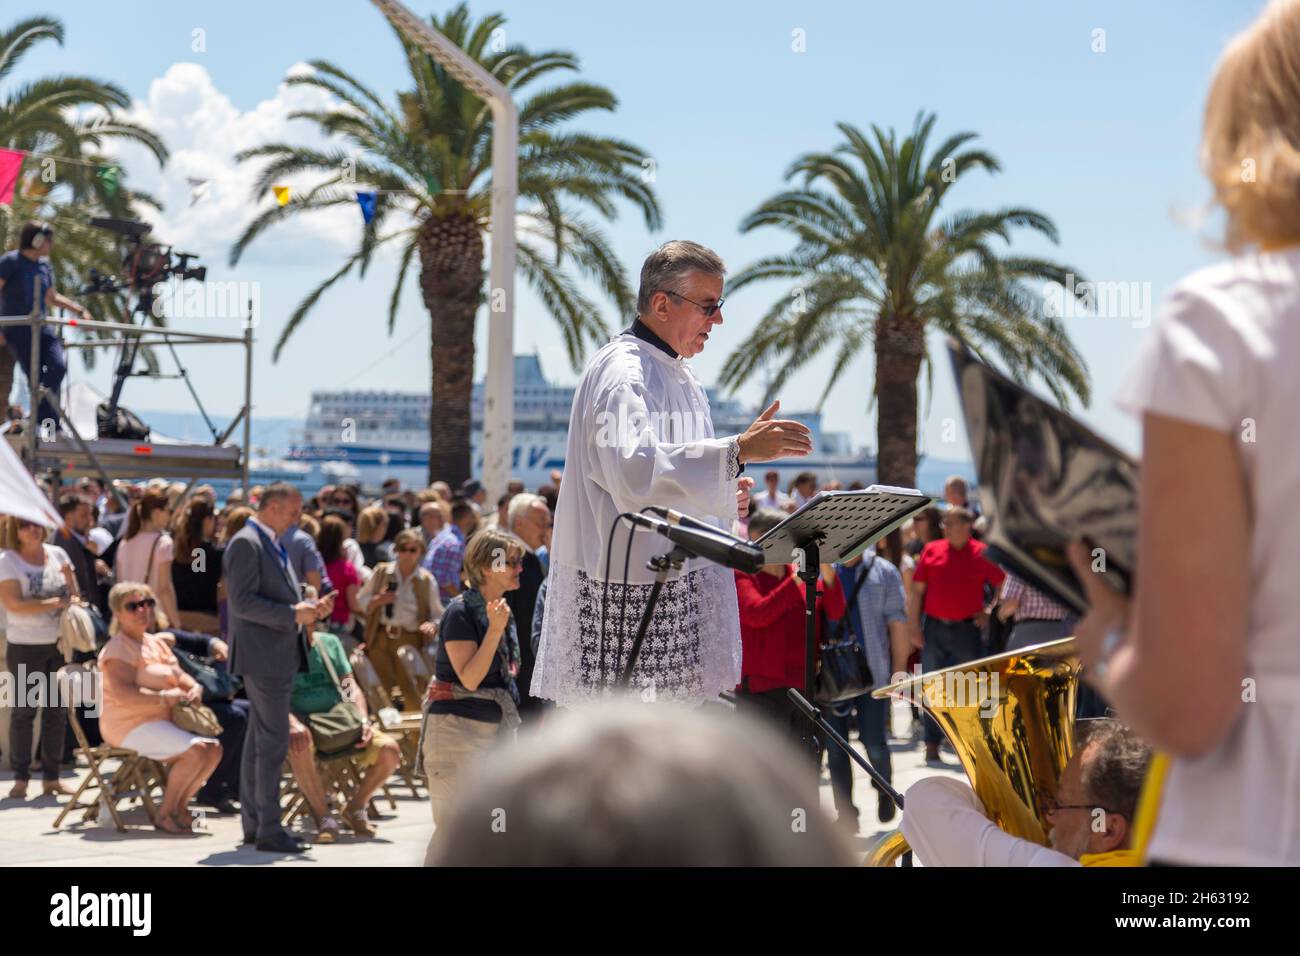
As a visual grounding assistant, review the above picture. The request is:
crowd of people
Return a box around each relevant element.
[0,461,1112,859]
[0,471,559,849]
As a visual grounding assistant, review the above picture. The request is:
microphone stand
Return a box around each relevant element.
[787,689,905,811]
[787,688,913,867]
[617,545,688,689]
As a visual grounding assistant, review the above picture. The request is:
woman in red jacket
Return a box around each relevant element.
[734,508,845,747]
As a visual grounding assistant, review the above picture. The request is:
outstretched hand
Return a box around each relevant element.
[737,400,813,464]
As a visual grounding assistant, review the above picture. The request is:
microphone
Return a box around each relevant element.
[624,513,766,573]
[643,505,736,537]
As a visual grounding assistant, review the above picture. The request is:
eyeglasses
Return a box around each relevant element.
[329,497,354,506]
[1040,795,1122,818]
[499,558,525,569]
[16,520,42,531]
[123,597,157,613]
[659,290,724,317]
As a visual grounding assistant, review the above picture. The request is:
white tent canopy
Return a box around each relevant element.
[0,435,63,529]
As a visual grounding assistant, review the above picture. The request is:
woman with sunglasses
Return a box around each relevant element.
[98,581,222,834]
[0,515,79,798]
[357,528,443,708]
[419,527,524,863]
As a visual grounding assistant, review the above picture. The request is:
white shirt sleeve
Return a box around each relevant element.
[899,777,1080,867]
[589,380,736,520]
[1115,283,1249,433]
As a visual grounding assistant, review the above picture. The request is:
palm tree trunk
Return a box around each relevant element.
[874,314,925,489]
[416,212,485,488]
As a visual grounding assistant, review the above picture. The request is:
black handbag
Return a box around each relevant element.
[172,646,242,703]
[815,556,876,704]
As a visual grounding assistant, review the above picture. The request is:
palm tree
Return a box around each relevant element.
[719,112,1090,490]
[231,2,660,486]
[0,15,168,406]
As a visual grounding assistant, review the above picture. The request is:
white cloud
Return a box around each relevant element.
[105,61,378,267]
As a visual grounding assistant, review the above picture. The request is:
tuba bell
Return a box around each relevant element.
[866,637,1081,866]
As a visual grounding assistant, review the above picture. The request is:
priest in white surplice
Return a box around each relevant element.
[532,240,813,707]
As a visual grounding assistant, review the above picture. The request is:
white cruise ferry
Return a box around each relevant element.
[287,354,877,491]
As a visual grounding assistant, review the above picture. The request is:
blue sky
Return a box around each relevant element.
[10,0,1265,457]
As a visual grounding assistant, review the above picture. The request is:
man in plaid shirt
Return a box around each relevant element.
[995,571,1074,651]
[422,497,480,600]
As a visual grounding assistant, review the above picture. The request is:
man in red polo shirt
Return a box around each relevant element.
[907,506,1005,763]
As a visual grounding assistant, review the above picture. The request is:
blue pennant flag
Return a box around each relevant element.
[356,191,377,224]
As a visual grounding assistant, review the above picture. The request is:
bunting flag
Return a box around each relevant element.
[272,185,291,206]
[0,148,25,206]
[355,190,377,224]
[96,163,120,197]
[187,177,210,206]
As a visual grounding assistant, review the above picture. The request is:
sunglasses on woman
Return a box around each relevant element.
[124,597,157,613]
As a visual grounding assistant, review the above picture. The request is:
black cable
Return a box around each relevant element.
[599,511,625,691]
[617,512,637,687]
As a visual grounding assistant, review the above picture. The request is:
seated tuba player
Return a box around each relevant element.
[900,719,1151,866]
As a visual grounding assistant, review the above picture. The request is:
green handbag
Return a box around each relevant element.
[305,642,365,755]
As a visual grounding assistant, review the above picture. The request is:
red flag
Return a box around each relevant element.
[0,148,25,205]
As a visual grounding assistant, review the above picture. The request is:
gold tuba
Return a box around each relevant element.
[866,637,1081,866]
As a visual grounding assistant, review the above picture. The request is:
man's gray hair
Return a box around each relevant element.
[636,239,726,315]
[1076,719,1152,822]
[747,507,786,539]
[507,492,546,534]
[430,702,855,866]
[258,481,301,510]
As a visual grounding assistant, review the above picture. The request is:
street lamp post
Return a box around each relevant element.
[369,0,517,500]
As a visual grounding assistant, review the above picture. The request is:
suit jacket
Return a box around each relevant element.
[223,521,307,678]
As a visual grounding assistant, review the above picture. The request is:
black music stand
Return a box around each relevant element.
[752,486,933,764]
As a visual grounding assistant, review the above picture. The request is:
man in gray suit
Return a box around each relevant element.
[224,482,334,853]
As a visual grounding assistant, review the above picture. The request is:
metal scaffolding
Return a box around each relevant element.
[1,300,253,501]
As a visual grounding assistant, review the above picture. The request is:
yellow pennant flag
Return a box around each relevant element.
[272,185,291,206]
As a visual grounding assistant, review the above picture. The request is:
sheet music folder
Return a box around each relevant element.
[753,485,933,565]
[948,336,1138,615]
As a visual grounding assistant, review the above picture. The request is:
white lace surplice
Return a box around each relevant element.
[532,333,742,707]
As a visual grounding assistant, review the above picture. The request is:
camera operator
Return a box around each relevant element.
[0,221,92,429]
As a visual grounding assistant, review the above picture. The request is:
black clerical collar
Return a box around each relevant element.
[628,318,679,359]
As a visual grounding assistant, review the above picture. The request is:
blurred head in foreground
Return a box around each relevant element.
[432,702,856,866]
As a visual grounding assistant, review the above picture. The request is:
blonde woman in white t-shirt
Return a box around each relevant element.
[0,516,79,798]
[1069,0,1300,867]
[114,488,182,630]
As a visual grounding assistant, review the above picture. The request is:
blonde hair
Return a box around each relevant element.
[107,581,169,634]
[461,528,524,589]
[1203,0,1300,250]
[357,504,388,543]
